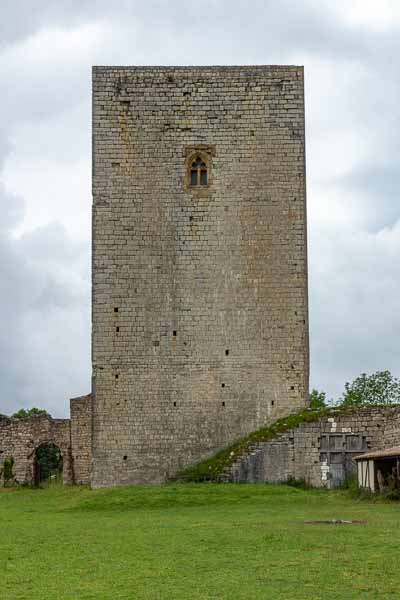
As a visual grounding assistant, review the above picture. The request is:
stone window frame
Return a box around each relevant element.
[185,146,215,194]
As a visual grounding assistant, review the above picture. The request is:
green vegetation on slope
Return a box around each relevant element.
[1,484,400,600]
[178,406,339,482]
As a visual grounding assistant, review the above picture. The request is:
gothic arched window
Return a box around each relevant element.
[190,156,208,186]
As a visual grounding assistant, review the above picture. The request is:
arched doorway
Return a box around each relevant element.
[34,442,63,486]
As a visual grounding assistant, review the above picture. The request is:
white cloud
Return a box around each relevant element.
[326,0,400,32]
[1,1,400,415]
[5,154,91,239]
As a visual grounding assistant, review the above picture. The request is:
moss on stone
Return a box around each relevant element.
[177,406,345,482]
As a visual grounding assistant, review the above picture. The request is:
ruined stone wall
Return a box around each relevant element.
[382,407,400,447]
[0,395,92,486]
[70,394,92,485]
[0,415,72,485]
[225,407,399,487]
[91,65,309,486]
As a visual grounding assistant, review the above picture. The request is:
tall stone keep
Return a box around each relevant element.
[91,66,309,487]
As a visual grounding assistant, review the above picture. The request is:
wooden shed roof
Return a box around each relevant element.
[353,446,400,461]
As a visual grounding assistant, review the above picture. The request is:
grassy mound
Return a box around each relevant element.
[178,406,343,482]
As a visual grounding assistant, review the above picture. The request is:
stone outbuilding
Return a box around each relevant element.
[354,446,400,493]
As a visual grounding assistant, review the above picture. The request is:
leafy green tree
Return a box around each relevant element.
[35,443,63,484]
[12,407,50,419]
[340,370,400,407]
[309,389,327,409]
[2,456,14,486]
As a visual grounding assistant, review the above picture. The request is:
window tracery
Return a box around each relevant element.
[190,156,208,187]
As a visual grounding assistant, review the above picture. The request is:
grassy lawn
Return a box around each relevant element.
[1,484,400,599]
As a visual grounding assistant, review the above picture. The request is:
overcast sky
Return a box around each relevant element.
[1,0,400,416]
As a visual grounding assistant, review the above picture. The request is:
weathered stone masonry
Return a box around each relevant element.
[0,414,71,485]
[0,394,92,486]
[91,66,309,486]
[70,394,93,485]
[223,407,400,487]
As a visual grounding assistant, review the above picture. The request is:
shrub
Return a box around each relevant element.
[309,389,327,409]
[12,407,50,419]
[337,472,358,492]
[3,456,14,486]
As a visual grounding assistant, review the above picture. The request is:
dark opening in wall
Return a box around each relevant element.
[115,374,119,380]
[271,400,275,406]
[123,455,127,461]
[173,331,177,337]
[114,307,119,313]
[225,349,229,356]
[222,401,225,407]
[116,326,119,332]
[221,383,225,388]
[173,402,177,407]
[189,215,193,221]
[290,386,295,390]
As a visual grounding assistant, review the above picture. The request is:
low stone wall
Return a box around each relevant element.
[223,407,400,487]
[0,394,92,486]
[0,414,72,485]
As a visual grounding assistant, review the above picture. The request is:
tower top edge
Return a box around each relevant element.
[92,65,304,72]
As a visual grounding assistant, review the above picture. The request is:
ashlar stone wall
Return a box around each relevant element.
[0,414,72,485]
[0,394,92,486]
[224,407,400,487]
[382,408,400,448]
[91,65,309,487]
[70,394,93,485]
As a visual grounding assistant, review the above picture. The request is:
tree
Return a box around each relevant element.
[309,389,327,409]
[340,370,400,407]
[35,443,63,484]
[12,407,50,419]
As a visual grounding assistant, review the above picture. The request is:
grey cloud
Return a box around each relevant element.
[0,1,97,48]
[336,163,400,231]
[309,217,400,401]
[0,1,383,62]
[0,185,24,233]
[1,0,400,412]
[0,190,90,416]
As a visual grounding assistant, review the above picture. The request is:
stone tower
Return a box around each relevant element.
[91,66,309,487]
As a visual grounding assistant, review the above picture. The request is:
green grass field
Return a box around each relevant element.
[1,484,400,599]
